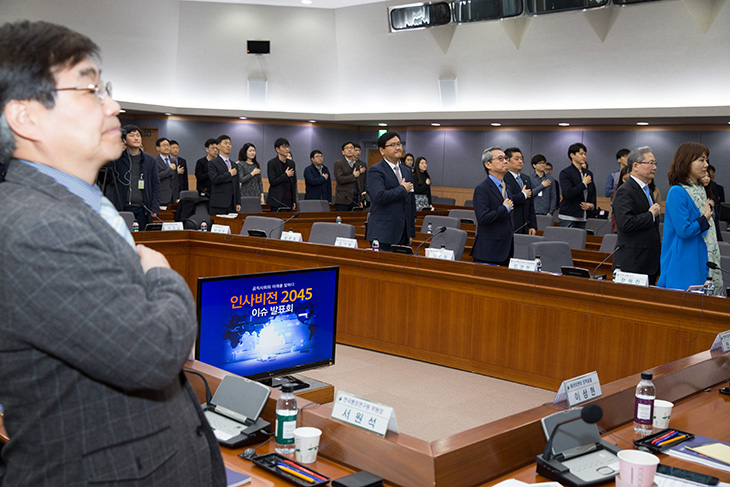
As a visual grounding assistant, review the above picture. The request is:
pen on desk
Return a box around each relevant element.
[277,463,316,483]
[657,434,688,447]
[279,458,327,481]
[651,430,677,445]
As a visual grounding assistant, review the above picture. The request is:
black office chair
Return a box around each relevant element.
[429,227,468,260]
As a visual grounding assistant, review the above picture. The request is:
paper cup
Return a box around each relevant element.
[294,427,322,464]
[617,450,659,486]
[652,400,674,429]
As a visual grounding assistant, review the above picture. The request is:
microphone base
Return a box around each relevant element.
[535,440,620,487]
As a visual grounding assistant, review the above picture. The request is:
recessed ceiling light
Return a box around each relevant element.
[558,122,570,127]
[239,116,247,120]
[378,123,388,127]
[301,0,312,4]
[309,120,316,123]
[164,112,172,116]
[118,109,126,113]
[491,123,501,127]
[637,122,649,126]
[431,123,441,127]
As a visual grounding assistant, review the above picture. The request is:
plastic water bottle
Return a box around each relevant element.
[372,238,380,252]
[275,384,298,455]
[200,221,208,232]
[336,214,342,224]
[535,255,542,272]
[132,221,139,232]
[613,267,620,281]
[633,371,656,435]
[704,277,714,296]
[427,222,433,234]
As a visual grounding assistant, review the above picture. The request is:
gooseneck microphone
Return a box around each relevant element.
[542,404,603,461]
[593,245,623,279]
[513,221,529,234]
[269,212,300,237]
[143,205,165,224]
[416,225,447,254]
[707,261,728,274]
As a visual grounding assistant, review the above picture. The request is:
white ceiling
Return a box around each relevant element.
[183,0,389,8]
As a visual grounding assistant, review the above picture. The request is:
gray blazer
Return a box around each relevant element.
[0,161,225,486]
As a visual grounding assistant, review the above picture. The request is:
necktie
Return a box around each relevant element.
[224,158,231,169]
[500,182,507,199]
[516,174,523,189]
[164,157,170,167]
[394,164,402,183]
[643,185,653,206]
[99,197,136,249]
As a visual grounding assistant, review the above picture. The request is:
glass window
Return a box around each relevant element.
[389,2,452,31]
[452,0,523,23]
[526,0,609,15]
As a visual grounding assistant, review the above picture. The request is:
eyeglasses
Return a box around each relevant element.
[50,80,112,102]
[638,160,658,166]
[384,142,402,148]
[493,156,507,162]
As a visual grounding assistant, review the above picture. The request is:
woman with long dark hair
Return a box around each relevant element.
[658,142,723,294]
[237,143,264,205]
[413,156,432,210]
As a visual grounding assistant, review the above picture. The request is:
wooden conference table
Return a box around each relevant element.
[136,230,729,391]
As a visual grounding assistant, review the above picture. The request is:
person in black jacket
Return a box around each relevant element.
[266,137,297,212]
[195,138,217,196]
[413,156,432,210]
[558,142,596,229]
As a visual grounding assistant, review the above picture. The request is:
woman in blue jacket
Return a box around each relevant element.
[658,142,724,294]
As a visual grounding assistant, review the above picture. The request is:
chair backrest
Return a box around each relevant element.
[432,196,456,206]
[721,230,730,243]
[463,199,473,208]
[448,209,476,224]
[184,201,212,230]
[599,233,618,253]
[542,226,586,250]
[178,190,198,200]
[308,222,356,245]
[299,200,329,213]
[118,211,135,231]
[527,241,573,273]
[721,255,730,276]
[429,227,468,261]
[421,215,460,233]
[239,196,263,213]
[718,241,730,257]
[241,215,285,239]
[513,234,545,260]
[535,214,553,231]
[317,200,331,211]
[585,218,612,237]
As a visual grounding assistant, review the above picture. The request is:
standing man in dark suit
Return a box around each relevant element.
[353,143,369,206]
[0,20,225,486]
[267,137,298,212]
[105,124,161,230]
[208,134,240,214]
[334,141,363,211]
[612,146,662,284]
[155,137,177,205]
[195,138,217,196]
[365,131,416,251]
[504,147,537,235]
[471,147,515,265]
[170,139,188,197]
[304,150,332,202]
[558,142,596,229]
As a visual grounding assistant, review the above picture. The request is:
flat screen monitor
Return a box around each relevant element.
[196,267,339,386]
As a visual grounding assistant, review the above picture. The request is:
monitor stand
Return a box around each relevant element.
[261,375,310,391]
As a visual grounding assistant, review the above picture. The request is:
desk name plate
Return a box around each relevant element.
[161,222,184,231]
[508,258,538,272]
[331,391,398,437]
[281,231,303,242]
[425,247,455,261]
[210,224,231,234]
[614,270,649,287]
[710,330,730,353]
[334,237,358,249]
[553,371,602,406]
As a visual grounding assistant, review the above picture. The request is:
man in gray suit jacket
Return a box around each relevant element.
[0,20,225,486]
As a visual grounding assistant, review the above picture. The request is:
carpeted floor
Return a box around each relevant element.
[302,344,555,442]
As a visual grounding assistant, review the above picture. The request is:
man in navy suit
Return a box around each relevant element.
[471,147,515,265]
[365,131,416,251]
[503,147,537,235]
[612,146,662,284]
[208,134,241,215]
[558,142,596,229]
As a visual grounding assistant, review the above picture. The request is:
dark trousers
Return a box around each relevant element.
[123,205,150,231]
[559,219,586,229]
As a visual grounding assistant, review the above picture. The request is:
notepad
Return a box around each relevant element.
[687,443,730,466]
